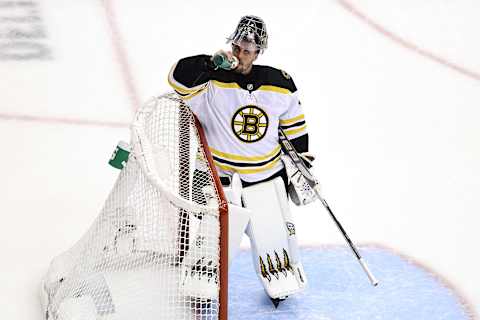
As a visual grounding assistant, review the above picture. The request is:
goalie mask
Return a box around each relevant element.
[227,15,268,53]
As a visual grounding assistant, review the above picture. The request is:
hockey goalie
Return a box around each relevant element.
[168,15,315,307]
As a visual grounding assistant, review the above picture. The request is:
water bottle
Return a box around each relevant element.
[109,141,130,169]
[212,52,238,70]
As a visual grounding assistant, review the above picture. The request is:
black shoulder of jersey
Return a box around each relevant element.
[173,56,299,93]
[172,54,213,88]
[208,64,298,93]
[255,65,298,93]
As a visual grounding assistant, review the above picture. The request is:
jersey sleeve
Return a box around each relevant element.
[168,54,213,98]
[168,54,216,114]
[279,87,308,152]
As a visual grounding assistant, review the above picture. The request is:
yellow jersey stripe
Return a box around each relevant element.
[214,157,282,174]
[280,114,305,125]
[182,85,208,100]
[212,80,241,89]
[283,124,307,136]
[167,63,207,94]
[209,145,281,162]
[211,81,292,94]
[168,77,204,95]
[258,85,291,94]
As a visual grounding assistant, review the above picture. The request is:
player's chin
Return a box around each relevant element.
[233,66,244,73]
[234,65,248,75]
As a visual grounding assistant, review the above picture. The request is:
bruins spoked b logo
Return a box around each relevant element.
[231,105,269,143]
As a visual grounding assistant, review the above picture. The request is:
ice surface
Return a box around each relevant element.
[229,246,471,319]
[0,0,479,319]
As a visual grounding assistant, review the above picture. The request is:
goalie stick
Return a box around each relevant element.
[279,128,379,287]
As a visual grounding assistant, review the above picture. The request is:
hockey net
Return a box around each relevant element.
[40,93,228,320]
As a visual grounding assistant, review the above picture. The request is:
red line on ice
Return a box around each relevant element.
[102,0,141,112]
[0,113,129,128]
[337,0,480,82]
[0,1,140,127]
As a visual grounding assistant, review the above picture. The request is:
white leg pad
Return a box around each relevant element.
[228,204,251,266]
[242,177,307,299]
[222,174,251,266]
[222,173,243,207]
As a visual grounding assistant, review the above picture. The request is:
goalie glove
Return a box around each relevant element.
[281,153,319,206]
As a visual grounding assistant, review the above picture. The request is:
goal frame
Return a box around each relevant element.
[41,94,230,320]
[193,114,229,320]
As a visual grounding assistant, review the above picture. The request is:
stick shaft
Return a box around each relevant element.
[279,128,378,286]
[314,186,378,286]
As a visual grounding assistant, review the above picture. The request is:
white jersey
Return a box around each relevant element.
[168,55,308,183]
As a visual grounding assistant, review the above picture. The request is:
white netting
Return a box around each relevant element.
[41,93,226,320]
